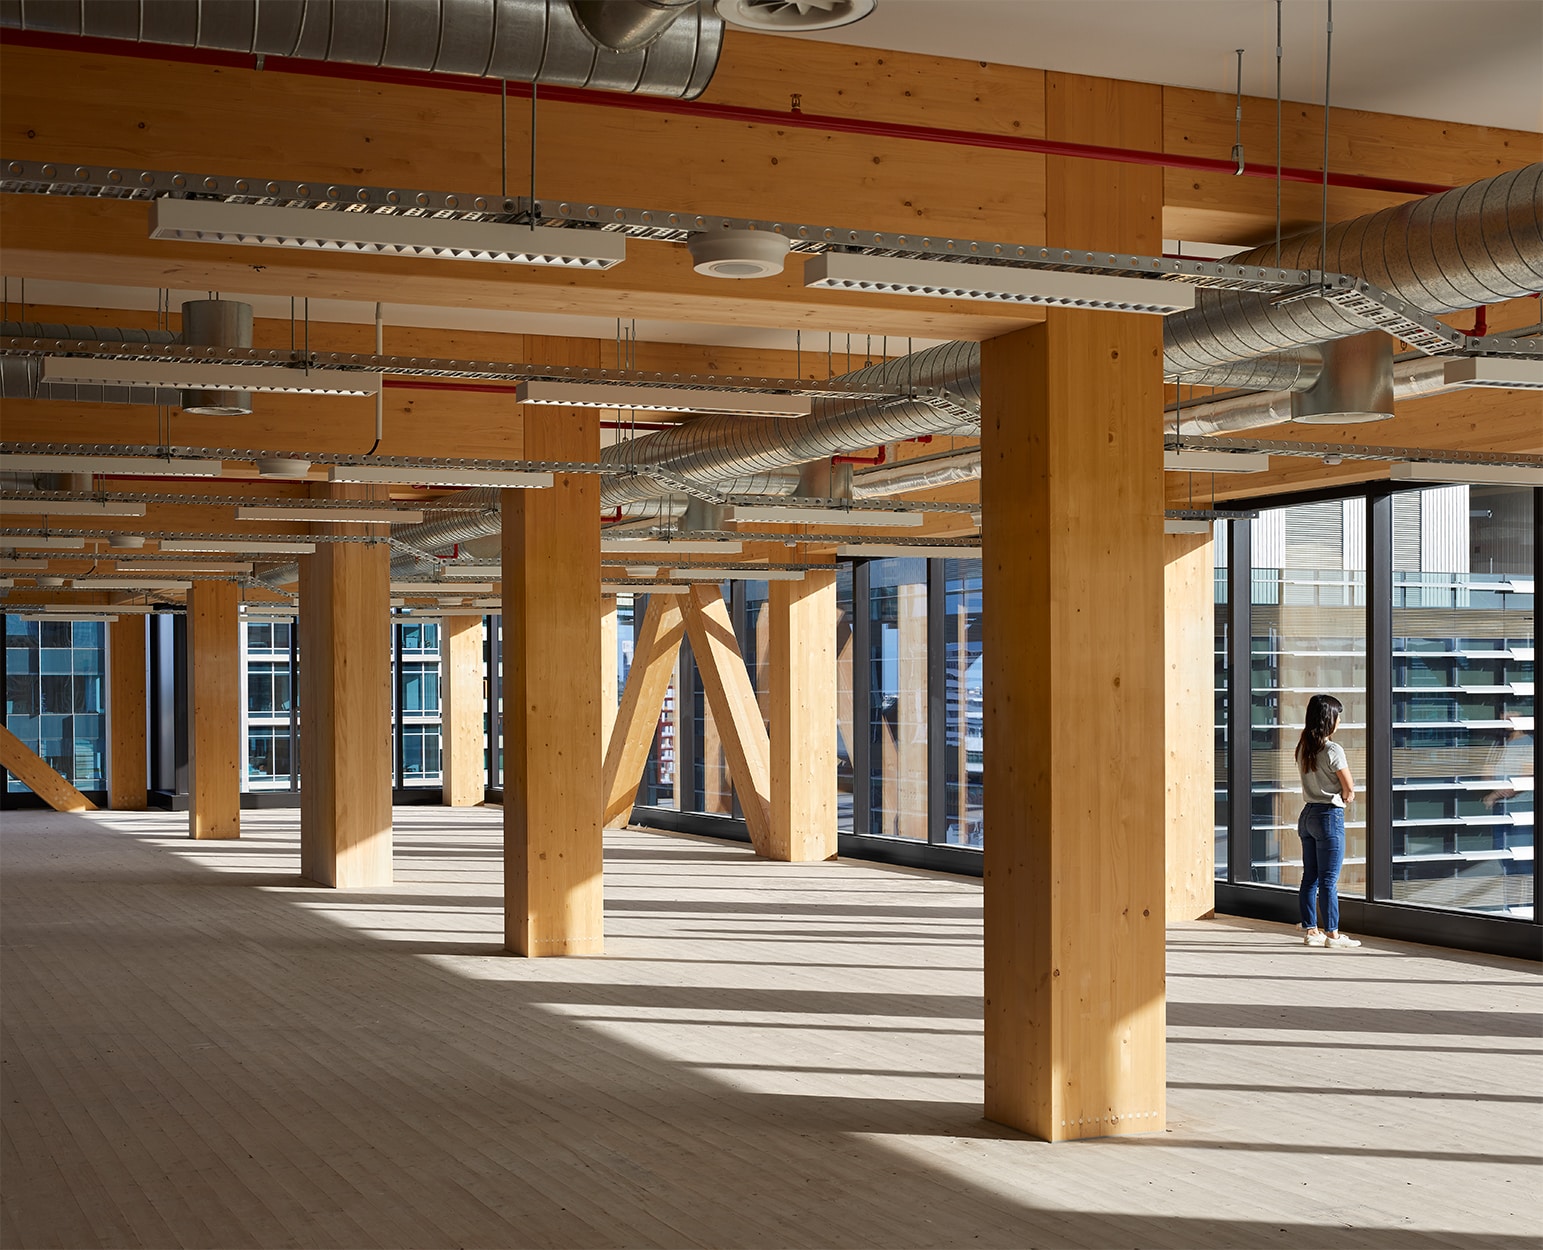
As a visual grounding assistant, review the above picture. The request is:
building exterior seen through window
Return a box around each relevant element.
[3,617,108,794]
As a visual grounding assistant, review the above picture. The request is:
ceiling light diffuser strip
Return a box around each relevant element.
[1441,357,1543,390]
[836,544,983,558]
[235,507,422,524]
[150,199,626,269]
[0,454,225,478]
[68,578,193,591]
[0,500,149,517]
[160,539,318,554]
[1162,451,1271,474]
[516,380,811,417]
[724,505,927,528]
[390,582,496,594]
[3,536,86,549]
[670,569,808,582]
[804,252,1198,314]
[601,539,744,554]
[602,583,691,595]
[38,358,382,397]
[1390,463,1543,487]
[328,466,554,489]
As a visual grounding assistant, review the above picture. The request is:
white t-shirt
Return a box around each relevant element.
[1301,739,1348,806]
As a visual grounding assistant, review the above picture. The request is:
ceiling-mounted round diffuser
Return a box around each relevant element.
[255,458,313,479]
[688,229,791,279]
[715,0,876,32]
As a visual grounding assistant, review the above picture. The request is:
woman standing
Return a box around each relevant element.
[1295,694,1361,949]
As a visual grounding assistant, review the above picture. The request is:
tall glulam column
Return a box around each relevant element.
[503,340,603,955]
[299,490,393,887]
[767,568,838,862]
[108,614,148,810]
[440,614,486,807]
[1164,531,1217,921]
[981,73,1167,1141]
[187,580,241,839]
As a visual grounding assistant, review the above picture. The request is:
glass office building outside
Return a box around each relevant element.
[3,617,108,797]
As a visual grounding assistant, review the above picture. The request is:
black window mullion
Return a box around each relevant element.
[1227,518,1252,883]
[1367,491,1393,901]
[393,621,406,789]
[926,559,946,845]
[852,559,872,837]
[288,624,299,791]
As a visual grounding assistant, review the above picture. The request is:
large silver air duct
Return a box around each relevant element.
[600,342,984,506]
[1164,163,1543,375]
[0,0,723,99]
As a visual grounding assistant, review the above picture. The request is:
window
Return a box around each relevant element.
[866,559,929,840]
[4,617,107,793]
[1390,485,1533,916]
[242,621,297,790]
[942,559,983,848]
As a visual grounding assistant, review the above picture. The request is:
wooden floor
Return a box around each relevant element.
[1,807,1538,1250]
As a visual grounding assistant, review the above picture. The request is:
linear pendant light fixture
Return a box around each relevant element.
[670,568,808,582]
[150,199,627,270]
[1441,357,1543,390]
[601,539,743,555]
[328,466,554,489]
[804,252,1198,314]
[69,578,193,591]
[602,583,691,595]
[235,506,423,524]
[724,505,926,528]
[1163,451,1271,474]
[836,544,982,559]
[0,454,225,478]
[39,358,381,397]
[2,535,87,549]
[1390,462,1543,487]
[0,500,149,517]
[516,380,811,418]
[160,538,318,554]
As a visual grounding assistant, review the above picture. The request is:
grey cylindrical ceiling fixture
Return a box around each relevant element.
[569,0,698,52]
[0,0,724,100]
[180,299,254,416]
[1290,333,1395,424]
[689,230,792,278]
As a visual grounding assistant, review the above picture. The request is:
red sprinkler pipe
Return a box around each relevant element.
[832,446,886,466]
[0,29,1454,198]
[1463,306,1488,336]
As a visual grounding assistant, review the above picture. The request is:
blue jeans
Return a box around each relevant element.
[1297,803,1345,932]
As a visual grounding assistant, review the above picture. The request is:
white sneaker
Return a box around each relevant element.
[1325,933,1361,949]
[1303,930,1327,947]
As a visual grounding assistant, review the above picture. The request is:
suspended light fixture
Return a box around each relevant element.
[328,466,554,489]
[516,380,810,417]
[0,454,224,478]
[688,229,791,278]
[39,358,381,398]
[2,536,87,549]
[670,568,808,581]
[601,539,743,554]
[1390,463,1543,487]
[150,199,626,269]
[1441,358,1543,390]
[235,506,423,524]
[836,544,983,559]
[1162,451,1271,474]
[724,505,926,527]
[804,252,1198,314]
[0,500,149,517]
[601,583,690,595]
[160,539,318,554]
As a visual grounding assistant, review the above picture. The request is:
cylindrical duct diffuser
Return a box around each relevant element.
[1290,333,1396,424]
[180,299,254,416]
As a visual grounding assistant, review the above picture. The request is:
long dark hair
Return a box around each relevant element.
[1295,694,1343,773]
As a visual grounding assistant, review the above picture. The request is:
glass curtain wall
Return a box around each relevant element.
[836,566,855,833]
[1214,521,1231,879]
[242,620,296,790]
[867,558,930,840]
[942,558,983,847]
[1249,499,1369,893]
[2,617,108,795]
[1391,485,1534,916]
[395,620,443,786]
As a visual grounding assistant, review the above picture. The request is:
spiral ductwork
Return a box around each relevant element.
[1164,163,1543,374]
[851,451,983,497]
[0,0,723,99]
[599,341,983,506]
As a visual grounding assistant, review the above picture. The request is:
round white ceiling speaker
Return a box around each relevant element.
[715,0,876,32]
[688,229,792,279]
[255,457,313,479]
[107,534,147,549]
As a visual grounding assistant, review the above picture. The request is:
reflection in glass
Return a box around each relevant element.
[1249,500,1368,895]
[867,559,928,840]
[1391,485,1534,916]
[943,559,983,847]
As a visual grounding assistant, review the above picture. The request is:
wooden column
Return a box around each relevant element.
[600,596,619,761]
[682,584,773,855]
[981,73,1167,1141]
[768,570,838,862]
[0,725,96,812]
[504,348,603,956]
[108,614,148,810]
[602,594,685,828]
[1166,532,1218,922]
[299,499,393,887]
[187,579,240,840]
[440,614,486,807]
